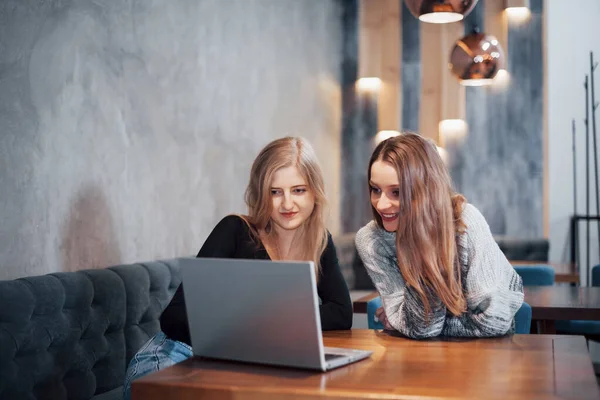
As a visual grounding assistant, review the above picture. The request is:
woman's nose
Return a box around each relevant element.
[282,194,294,210]
[376,194,391,210]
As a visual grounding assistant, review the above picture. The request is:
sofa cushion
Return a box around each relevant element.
[0,259,181,400]
[108,261,181,365]
[91,386,122,400]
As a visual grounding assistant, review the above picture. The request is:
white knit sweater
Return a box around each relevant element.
[355,203,524,338]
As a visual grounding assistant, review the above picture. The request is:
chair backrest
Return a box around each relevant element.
[514,302,532,334]
[513,265,555,286]
[592,265,600,287]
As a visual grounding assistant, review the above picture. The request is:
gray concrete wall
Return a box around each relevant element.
[448,0,544,238]
[0,0,343,280]
[401,0,420,132]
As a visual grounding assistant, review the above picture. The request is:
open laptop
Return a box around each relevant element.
[180,257,372,371]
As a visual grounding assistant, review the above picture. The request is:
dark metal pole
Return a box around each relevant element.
[585,75,590,285]
[573,119,579,274]
[590,51,600,256]
[591,52,599,284]
[573,119,578,215]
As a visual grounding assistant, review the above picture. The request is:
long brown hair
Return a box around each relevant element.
[369,132,467,316]
[243,137,328,274]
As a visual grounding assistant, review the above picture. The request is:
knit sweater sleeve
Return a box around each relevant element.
[443,204,524,337]
[355,222,446,339]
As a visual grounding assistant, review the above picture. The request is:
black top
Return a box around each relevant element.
[160,215,353,345]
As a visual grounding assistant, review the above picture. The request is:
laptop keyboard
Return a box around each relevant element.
[325,353,345,361]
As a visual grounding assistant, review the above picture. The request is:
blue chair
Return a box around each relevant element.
[556,319,600,336]
[366,296,384,329]
[510,266,552,334]
[513,265,555,286]
[514,302,532,334]
[367,295,532,334]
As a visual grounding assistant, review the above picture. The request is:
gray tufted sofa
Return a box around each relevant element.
[0,258,183,400]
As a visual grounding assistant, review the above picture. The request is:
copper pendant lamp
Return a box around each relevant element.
[449,29,505,86]
[404,0,479,24]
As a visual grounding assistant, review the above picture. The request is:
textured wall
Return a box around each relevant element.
[340,0,360,233]
[401,0,420,132]
[0,0,343,280]
[340,0,379,233]
[448,0,544,238]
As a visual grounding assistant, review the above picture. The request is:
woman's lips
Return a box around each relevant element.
[380,212,399,222]
[281,212,298,219]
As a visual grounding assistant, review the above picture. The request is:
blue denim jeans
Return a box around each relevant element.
[123,331,193,400]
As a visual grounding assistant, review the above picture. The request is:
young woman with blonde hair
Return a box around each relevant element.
[124,137,352,399]
[355,132,523,338]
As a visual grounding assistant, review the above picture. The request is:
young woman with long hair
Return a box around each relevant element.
[355,132,523,338]
[124,137,352,399]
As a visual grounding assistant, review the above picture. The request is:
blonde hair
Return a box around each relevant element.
[243,137,328,274]
[368,132,467,316]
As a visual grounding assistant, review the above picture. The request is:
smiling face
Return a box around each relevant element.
[269,166,315,234]
[369,159,401,232]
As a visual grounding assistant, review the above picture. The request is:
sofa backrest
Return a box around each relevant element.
[0,259,182,400]
[334,232,356,289]
[493,237,549,262]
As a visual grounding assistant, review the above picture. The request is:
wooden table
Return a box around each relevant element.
[525,286,600,334]
[132,330,599,400]
[510,260,579,284]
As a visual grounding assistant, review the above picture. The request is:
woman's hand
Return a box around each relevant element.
[375,306,393,330]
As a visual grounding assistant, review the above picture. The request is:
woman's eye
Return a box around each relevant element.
[369,186,381,194]
[271,189,282,196]
[293,188,307,194]
[391,190,400,198]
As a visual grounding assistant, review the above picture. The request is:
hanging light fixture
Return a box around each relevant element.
[374,130,401,145]
[448,28,505,86]
[404,0,479,24]
[505,0,531,22]
[505,0,530,13]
